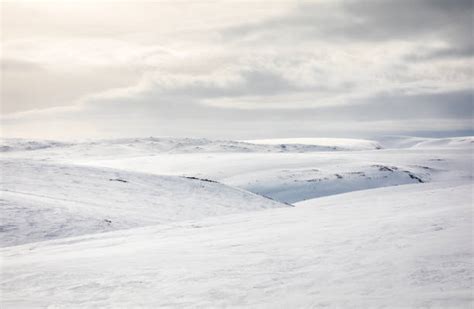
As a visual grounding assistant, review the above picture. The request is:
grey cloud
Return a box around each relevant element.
[341,0,472,40]
[160,69,298,98]
[4,80,472,139]
[148,66,341,103]
[58,84,473,129]
[224,0,473,55]
[405,45,474,62]
[318,89,474,121]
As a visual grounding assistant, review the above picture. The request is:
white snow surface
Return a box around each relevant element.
[377,135,474,149]
[0,159,285,247]
[76,147,472,203]
[1,183,472,308]
[4,137,471,203]
[1,135,473,308]
[245,137,382,150]
[0,136,367,158]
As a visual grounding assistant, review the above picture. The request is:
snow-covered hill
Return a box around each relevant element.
[76,145,472,203]
[245,137,382,150]
[1,135,472,308]
[2,183,472,308]
[2,136,472,204]
[0,137,377,159]
[0,159,286,247]
[378,135,474,149]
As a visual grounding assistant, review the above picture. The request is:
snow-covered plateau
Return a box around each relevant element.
[1,136,473,308]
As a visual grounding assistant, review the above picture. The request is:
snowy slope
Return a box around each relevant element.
[2,182,472,308]
[223,163,428,203]
[1,135,472,307]
[0,159,286,247]
[75,146,472,203]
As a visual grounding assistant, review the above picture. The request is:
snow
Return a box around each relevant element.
[1,135,472,308]
[1,183,472,308]
[378,135,474,149]
[245,137,382,150]
[0,137,352,159]
[70,146,471,203]
[0,138,70,152]
[0,159,286,247]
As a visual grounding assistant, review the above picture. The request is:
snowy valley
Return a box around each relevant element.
[1,136,473,308]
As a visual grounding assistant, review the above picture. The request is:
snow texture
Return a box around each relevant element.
[0,159,285,247]
[0,135,472,308]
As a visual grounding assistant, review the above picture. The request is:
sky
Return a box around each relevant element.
[1,0,473,140]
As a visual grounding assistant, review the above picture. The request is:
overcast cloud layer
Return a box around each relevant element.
[1,0,473,139]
